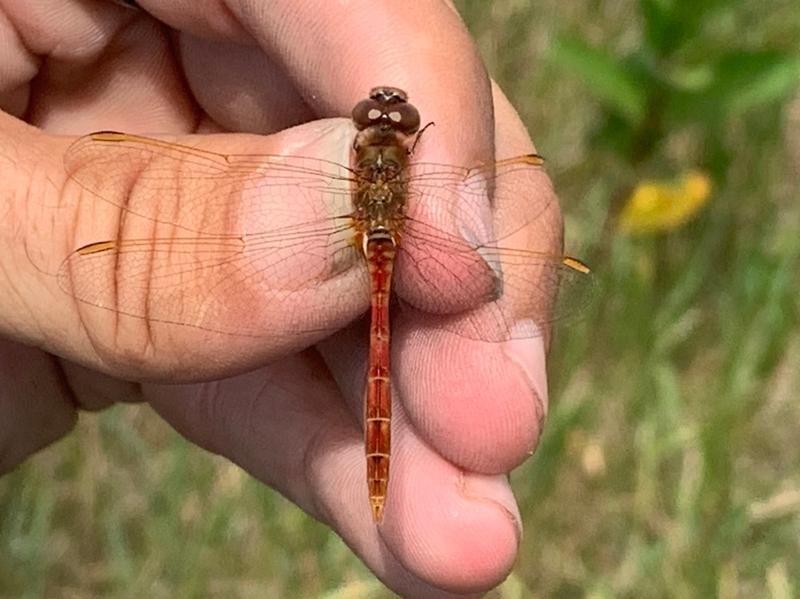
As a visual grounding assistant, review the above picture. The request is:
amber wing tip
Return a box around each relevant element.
[527,153,545,165]
[370,498,385,523]
[75,240,117,255]
[89,131,128,142]
[563,256,591,274]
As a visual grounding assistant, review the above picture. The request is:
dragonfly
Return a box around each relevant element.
[60,86,591,523]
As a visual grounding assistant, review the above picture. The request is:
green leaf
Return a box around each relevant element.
[550,35,648,125]
[713,51,800,117]
[639,0,734,58]
[667,51,800,127]
[640,0,681,56]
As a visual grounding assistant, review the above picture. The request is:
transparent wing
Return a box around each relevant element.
[396,215,592,341]
[64,131,359,234]
[60,133,591,340]
[397,154,591,340]
[61,132,368,337]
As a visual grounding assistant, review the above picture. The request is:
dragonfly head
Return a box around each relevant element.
[353,87,420,135]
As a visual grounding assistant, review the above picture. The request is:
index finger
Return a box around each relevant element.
[148,0,496,166]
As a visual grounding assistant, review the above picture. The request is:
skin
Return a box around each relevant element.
[0,0,563,595]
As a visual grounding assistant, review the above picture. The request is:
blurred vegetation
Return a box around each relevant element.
[2,1,799,597]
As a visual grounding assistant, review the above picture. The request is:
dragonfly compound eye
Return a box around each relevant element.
[352,99,386,130]
[391,102,420,134]
[352,98,420,134]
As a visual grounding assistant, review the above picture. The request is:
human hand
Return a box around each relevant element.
[0,1,562,595]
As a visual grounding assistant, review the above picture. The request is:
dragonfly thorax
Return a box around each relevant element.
[354,178,406,237]
[351,137,410,246]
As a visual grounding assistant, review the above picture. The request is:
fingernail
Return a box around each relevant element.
[502,328,549,423]
[460,224,504,301]
[461,472,523,541]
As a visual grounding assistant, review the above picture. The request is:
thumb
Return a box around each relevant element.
[0,114,76,350]
[0,111,365,382]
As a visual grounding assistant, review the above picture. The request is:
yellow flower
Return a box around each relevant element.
[619,171,712,234]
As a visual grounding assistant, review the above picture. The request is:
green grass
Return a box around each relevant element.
[3,1,799,597]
